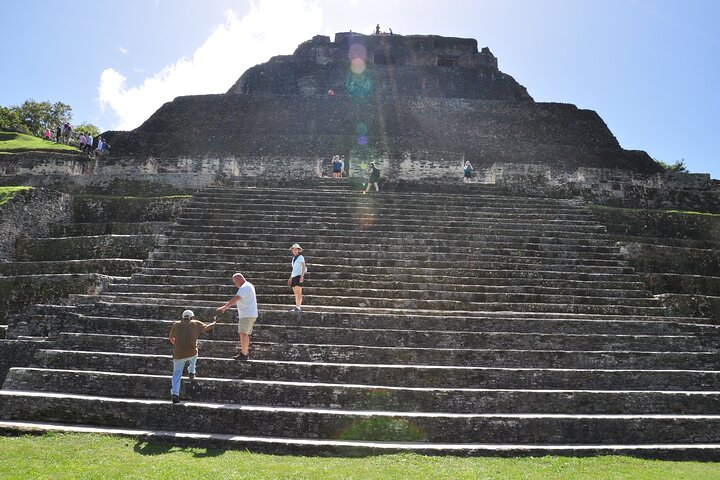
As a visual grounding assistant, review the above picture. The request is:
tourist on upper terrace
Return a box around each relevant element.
[364,162,380,193]
[43,128,52,140]
[85,134,93,154]
[332,155,343,178]
[79,133,86,151]
[168,309,216,403]
[217,273,258,361]
[55,126,61,143]
[463,161,474,183]
[288,243,306,312]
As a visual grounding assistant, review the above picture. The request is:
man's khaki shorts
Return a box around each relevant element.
[238,316,257,334]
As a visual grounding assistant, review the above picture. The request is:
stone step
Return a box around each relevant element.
[0,259,143,276]
[128,273,647,292]
[195,188,577,208]
[138,266,643,284]
[177,210,603,229]
[66,292,669,316]
[158,244,626,263]
[164,227,618,248]
[43,300,681,324]
[7,368,720,414]
[174,217,608,236]
[22,350,720,390]
[644,273,720,297]
[109,282,652,300]
[44,318,705,352]
[144,256,634,274]
[182,203,597,222]
[51,333,719,369]
[3,390,720,444]
[48,222,172,238]
[82,291,665,314]
[2,420,719,458]
[161,236,622,255]
[13,235,160,262]
[17,309,715,341]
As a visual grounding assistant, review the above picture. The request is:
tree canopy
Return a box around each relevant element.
[0,99,99,140]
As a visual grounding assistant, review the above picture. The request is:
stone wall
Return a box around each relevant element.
[488,163,720,213]
[101,94,655,176]
[0,188,73,261]
[590,205,720,321]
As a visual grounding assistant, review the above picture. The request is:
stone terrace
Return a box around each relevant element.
[1,182,720,457]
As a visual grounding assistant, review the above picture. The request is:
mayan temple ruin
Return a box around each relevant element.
[0,32,719,457]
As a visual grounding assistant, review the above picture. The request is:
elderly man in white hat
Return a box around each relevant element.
[288,243,307,311]
[168,309,216,403]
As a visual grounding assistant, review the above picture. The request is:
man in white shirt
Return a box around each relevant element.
[217,273,258,360]
[85,134,93,154]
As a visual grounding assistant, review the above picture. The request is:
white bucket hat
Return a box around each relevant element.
[182,309,194,319]
[289,243,303,251]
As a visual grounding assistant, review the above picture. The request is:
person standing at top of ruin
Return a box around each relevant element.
[168,309,216,404]
[375,24,380,35]
[79,133,86,151]
[332,155,343,178]
[85,133,93,154]
[463,161,474,183]
[364,162,380,193]
[55,126,61,143]
[217,273,258,361]
[288,243,306,312]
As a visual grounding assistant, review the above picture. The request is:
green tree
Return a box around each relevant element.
[15,99,72,136]
[654,158,689,173]
[74,122,100,137]
[0,106,30,133]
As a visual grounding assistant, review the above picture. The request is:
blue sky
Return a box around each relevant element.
[1,0,718,178]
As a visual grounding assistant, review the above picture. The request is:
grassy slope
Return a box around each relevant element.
[2,433,719,480]
[0,186,32,206]
[0,132,78,154]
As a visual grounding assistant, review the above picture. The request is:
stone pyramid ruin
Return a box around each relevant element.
[0,32,719,457]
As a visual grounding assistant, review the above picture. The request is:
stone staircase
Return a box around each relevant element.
[1,182,719,456]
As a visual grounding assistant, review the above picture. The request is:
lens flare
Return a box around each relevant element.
[351,58,366,74]
[348,43,367,61]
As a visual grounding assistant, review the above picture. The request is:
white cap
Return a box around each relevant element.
[182,310,194,319]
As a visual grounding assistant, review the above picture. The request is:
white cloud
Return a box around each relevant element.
[118,46,128,55]
[98,0,323,130]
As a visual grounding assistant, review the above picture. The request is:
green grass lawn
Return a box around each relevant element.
[0,131,79,154]
[0,185,32,206]
[2,433,720,480]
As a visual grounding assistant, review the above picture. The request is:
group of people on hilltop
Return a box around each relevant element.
[331,154,346,178]
[78,133,110,158]
[46,123,74,145]
[168,243,306,404]
[374,24,393,35]
[43,125,110,158]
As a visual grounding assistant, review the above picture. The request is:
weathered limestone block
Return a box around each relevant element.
[657,294,720,322]
[0,273,115,322]
[72,196,189,223]
[0,188,72,261]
